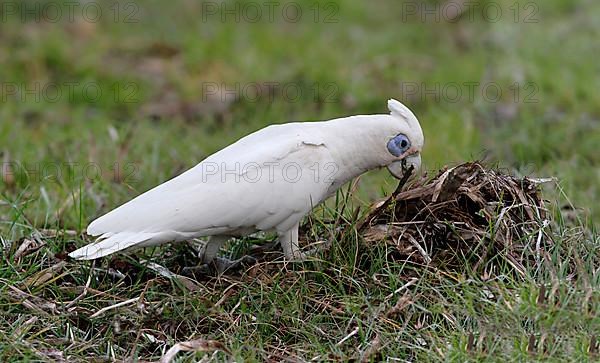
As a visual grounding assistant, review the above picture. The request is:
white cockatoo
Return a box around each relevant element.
[70,99,424,268]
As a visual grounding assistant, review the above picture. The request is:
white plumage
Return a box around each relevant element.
[70,99,424,264]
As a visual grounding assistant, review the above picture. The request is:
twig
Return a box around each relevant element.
[357,165,414,232]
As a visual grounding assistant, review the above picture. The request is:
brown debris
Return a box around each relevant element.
[159,338,231,363]
[358,162,551,273]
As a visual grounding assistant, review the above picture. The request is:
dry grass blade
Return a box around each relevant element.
[14,238,43,260]
[22,261,67,288]
[5,284,59,315]
[159,338,231,363]
[89,297,140,319]
[336,326,360,346]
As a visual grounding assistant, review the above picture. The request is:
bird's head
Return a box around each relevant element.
[381,99,424,179]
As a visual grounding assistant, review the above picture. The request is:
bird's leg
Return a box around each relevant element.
[200,235,230,263]
[196,235,257,274]
[183,235,229,275]
[278,222,305,260]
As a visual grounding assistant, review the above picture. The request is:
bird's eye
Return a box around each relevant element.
[387,134,411,157]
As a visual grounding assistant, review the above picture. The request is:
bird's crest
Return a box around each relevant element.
[388,98,420,130]
[388,99,411,119]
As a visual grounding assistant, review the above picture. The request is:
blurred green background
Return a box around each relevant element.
[1,0,598,240]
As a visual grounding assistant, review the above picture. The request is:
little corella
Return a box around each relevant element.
[70,99,424,270]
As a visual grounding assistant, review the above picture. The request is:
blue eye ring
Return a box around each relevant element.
[387,134,411,157]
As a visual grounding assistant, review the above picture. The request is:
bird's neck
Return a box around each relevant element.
[319,115,392,185]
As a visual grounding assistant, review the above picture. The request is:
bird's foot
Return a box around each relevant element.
[212,255,258,273]
[290,240,331,261]
[183,255,258,276]
[181,264,212,276]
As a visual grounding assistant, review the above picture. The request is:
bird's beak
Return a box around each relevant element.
[387,153,421,179]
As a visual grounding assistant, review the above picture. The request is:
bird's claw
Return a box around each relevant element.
[213,256,258,273]
[181,264,212,276]
[288,240,331,261]
[183,255,259,276]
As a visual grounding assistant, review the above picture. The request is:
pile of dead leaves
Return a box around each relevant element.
[357,162,552,275]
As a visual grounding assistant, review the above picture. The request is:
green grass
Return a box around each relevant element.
[1,0,599,361]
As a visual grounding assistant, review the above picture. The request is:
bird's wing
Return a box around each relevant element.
[70,123,335,259]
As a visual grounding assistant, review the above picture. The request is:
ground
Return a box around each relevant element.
[0,0,598,361]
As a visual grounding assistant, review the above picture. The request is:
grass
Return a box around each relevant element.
[0,0,599,361]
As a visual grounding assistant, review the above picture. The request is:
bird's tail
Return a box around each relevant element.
[68,231,156,260]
